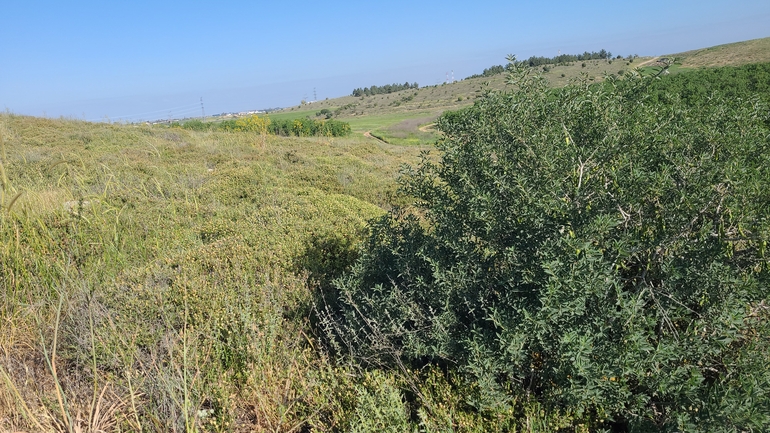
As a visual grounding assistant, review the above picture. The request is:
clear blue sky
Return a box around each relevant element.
[2,1,769,122]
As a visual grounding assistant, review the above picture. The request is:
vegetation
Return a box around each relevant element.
[368,115,439,146]
[267,118,352,137]
[465,64,512,79]
[3,39,770,432]
[640,61,770,105]
[0,117,424,432]
[352,82,419,97]
[469,49,626,80]
[673,36,770,68]
[273,37,770,149]
[523,49,616,67]
[321,60,770,431]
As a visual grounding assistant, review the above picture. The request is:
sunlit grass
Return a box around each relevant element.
[0,113,428,432]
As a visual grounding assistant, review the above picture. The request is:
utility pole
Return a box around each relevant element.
[200,97,205,121]
[313,88,317,102]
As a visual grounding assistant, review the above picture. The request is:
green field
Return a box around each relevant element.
[264,108,320,122]
[258,109,442,145]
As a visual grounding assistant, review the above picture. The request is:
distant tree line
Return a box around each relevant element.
[351,82,419,97]
[467,49,638,79]
[525,49,615,67]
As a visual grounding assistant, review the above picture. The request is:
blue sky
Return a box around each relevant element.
[2,1,769,122]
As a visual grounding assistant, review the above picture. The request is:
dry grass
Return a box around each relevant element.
[0,290,138,433]
[672,36,770,68]
[0,113,426,432]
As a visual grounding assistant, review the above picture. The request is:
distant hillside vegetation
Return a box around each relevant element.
[468,48,633,79]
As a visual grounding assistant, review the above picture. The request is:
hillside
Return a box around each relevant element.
[268,37,770,146]
[274,57,648,145]
[283,57,648,116]
[670,36,770,68]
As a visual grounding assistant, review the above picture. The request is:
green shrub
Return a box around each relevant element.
[217,119,239,130]
[178,119,213,131]
[324,61,770,431]
[268,118,351,137]
[347,371,414,433]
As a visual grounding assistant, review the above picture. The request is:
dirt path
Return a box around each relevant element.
[418,123,436,133]
[635,57,660,68]
[363,130,388,144]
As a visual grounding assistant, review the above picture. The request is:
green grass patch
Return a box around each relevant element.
[264,108,321,121]
[341,110,441,145]
[370,114,440,146]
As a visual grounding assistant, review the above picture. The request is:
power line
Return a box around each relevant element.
[93,109,200,123]
[112,102,199,117]
[87,102,201,122]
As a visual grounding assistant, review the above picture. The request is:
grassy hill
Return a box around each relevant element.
[268,36,770,146]
[635,37,770,75]
[670,36,770,68]
[275,57,649,145]
[280,57,652,119]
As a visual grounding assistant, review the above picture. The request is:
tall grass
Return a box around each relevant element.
[0,113,426,432]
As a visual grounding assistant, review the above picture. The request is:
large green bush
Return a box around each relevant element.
[269,118,351,137]
[174,116,352,137]
[323,63,770,431]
